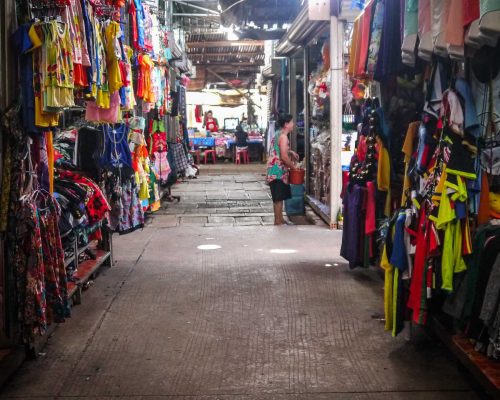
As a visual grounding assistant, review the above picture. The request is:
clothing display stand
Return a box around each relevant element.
[28,227,113,356]
[0,0,193,387]
[65,227,113,306]
[338,0,500,395]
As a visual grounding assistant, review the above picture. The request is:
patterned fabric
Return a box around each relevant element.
[0,140,12,232]
[39,199,69,323]
[100,124,133,173]
[366,0,384,75]
[149,131,167,153]
[266,131,289,184]
[12,199,46,341]
[1,106,27,233]
[118,180,145,234]
[12,194,69,343]
[171,143,189,173]
[215,145,226,157]
[148,168,161,212]
[154,151,171,181]
[58,170,111,225]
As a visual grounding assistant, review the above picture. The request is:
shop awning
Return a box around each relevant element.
[275,0,364,56]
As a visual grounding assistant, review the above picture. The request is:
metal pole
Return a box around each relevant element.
[289,56,297,151]
[304,46,310,195]
[329,15,343,229]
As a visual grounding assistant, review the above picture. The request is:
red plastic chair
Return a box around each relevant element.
[235,148,249,164]
[203,149,216,164]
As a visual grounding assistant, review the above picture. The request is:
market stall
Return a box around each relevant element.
[275,1,361,225]
[0,0,191,375]
[341,0,500,395]
[188,129,264,162]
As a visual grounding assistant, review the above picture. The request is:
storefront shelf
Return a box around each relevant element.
[451,335,500,395]
[0,347,25,387]
[306,195,331,226]
[67,250,111,300]
[77,241,93,255]
[430,317,500,397]
[64,255,75,267]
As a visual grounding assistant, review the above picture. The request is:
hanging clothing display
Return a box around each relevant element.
[306,39,332,214]
[343,1,500,368]
[3,0,189,350]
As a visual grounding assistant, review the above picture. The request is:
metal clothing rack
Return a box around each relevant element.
[51,113,115,312]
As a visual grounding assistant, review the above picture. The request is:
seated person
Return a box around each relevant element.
[235,124,248,150]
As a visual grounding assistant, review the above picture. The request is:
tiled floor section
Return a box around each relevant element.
[0,165,483,400]
[157,163,323,227]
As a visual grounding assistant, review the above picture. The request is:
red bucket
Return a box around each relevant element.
[289,168,305,185]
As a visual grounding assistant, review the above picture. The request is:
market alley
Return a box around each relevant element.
[0,167,481,400]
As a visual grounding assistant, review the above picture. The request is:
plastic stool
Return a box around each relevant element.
[235,149,249,164]
[203,149,216,164]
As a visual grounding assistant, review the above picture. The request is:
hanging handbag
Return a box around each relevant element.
[342,102,356,131]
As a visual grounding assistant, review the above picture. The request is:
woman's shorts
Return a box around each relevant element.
[269,179,292,203]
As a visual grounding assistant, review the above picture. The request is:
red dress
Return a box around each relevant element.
[205,117,218,132]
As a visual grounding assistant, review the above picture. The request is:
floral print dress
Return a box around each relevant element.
[266,131,289,184]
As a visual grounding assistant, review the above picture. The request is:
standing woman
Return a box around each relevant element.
[203,110,219,133]
[266,114,299,225]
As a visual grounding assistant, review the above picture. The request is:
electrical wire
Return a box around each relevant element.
[220,0,247,14]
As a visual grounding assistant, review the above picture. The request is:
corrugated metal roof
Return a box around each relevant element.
[186,32,265,67]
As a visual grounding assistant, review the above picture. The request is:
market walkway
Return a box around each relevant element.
[0,165,481,399]
[154,163,323,227]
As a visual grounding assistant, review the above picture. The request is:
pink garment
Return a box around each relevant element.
[214,137,226,147]
[418,0,433,60]
[442,90,465,133]
[357,0,374,76]
[430,0,446,41]
[357,136,368,162]
[85,92,121,123]
[463,0,480,27]
[154,151,171,181]
[446,1,465,46]
[365,181,376,235]
[418,0,431,38]
[432,0,452,56]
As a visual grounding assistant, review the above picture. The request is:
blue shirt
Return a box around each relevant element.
[390,212,408,271]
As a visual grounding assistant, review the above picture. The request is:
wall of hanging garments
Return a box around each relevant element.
[0,0,191,356]
[342,0,500,387]
[306,37,333,217]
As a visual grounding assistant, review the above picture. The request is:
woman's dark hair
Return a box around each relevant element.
[277,114,293,128]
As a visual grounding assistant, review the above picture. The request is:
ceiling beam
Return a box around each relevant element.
[173,13,218,17]
[198,69,260,75]
[187,40,264,48]
[189,52,263,57]
[174,0,219,15]
[206,68,247,96]
[193,62,264,66]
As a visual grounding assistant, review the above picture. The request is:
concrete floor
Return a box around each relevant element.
[0,164,481,399]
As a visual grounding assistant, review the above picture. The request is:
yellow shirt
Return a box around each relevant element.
[348,17,361,76]
[377,137,390,192]
[105,21,123,94]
